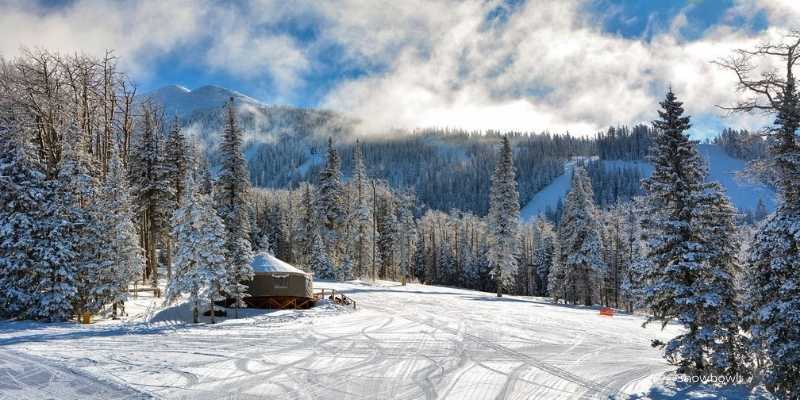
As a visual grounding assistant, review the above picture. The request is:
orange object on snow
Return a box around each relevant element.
[599,307,615,317]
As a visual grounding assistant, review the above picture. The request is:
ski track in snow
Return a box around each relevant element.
[0,282,683,400]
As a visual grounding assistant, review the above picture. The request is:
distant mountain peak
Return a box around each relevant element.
[143,84,264,118]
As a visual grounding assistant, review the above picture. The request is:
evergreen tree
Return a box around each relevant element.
[692,184,750,377]
[619,201,645,312]
[297,183,316,266]
[316,137,346,261]
[377,194,399,279]
[337,256,355,281]
[309,231,335,280]
[532,218,556,296]
[0,125,49,318]
[167,175,229,324]
[350,140,372,278]
[215,99,254,315]
[641,90,747,375]
[62,127,103,319]
[487,136,520,297]
[412,237,427,283]
[557,164,605,306]
[163,119,189,280]
[741,45,800,395]
[396,192,417,284]
[129,108,173,288]
[547,239,566,302]
[89,149,144,318]
[165,119,189,207]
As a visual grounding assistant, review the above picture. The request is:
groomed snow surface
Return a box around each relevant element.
[0,281,766,400]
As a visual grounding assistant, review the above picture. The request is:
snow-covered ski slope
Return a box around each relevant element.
[695,144,776,212]
[0,281,690,400]
[520,156,597,220]
[521,144,775,221]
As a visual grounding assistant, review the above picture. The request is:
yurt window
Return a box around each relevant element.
[273,275,289,288]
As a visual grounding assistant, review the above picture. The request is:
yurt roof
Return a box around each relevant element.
[251,253,309,275]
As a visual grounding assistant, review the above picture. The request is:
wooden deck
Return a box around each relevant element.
[244,296,315,309]
[239,289,358,310]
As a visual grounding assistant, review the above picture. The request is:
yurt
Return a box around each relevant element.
[245,253,315,309]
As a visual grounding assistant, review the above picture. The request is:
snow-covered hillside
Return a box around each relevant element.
[143,85,264,118]
[520,156,597,219]
[522,144,776,220]
[696,144,776,212]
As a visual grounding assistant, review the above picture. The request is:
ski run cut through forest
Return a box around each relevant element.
[3,9,800,400]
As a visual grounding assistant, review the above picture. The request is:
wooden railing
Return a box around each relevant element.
[315,288,357,309]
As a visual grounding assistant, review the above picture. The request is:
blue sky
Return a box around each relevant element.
[140,0,763,104]
[1,0,793,137]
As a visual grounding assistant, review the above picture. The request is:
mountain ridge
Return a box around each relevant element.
[143,84,264,118]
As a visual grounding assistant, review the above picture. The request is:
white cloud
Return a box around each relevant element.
[0,0,795,136]
[317,0,795,135]
[0,0,309,96]
[0,0,206,77]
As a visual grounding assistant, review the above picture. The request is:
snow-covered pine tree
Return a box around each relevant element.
[37,125,96,321]
[197,151,214,196]
[296,183,316,267]
[316,137,346,261]
[487,136,520,297]
[309,231,335,280]
[641,89,747,375]
[692,183,750,378]
[268,206,292,262]
[162,119,189,280]
[129,107,173,289]
[0,125,49,318]
[436,240,456,285]
[547,237,566,303]
[532,218,556,297]
[396,192,417,284]
[350,140,372,278]
[557,164,605,306]
[165,119,189,207]
[641,89,707,371]
[736,37,800,395]
[167,174,229,324]
[412,235,428,283]
[337,256,354,282]
[619,201,645,312]
[88,148,144,318]
[458,220,478,289]
[215,99,254,315]
[377,194,399,279]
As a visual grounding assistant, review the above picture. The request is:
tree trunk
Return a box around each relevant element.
[165,236,172,282]
[496,267,502,297]
[209,296,216,324]
[149,205,159,292]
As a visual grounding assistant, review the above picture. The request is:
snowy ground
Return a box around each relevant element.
[0,281,766,399]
